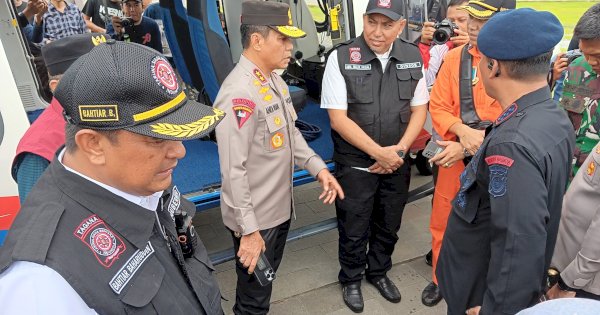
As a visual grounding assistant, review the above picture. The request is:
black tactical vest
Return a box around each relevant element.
[0,160,223,315]
[332,35,423,167]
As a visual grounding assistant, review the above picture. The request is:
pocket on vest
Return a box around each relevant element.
[345,73,373,104]
[347,111,376,137]
[397,69,422,99]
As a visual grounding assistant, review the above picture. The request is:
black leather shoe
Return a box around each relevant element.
[425,249,433,266]
[421,281,443,306]
[368,276,401,303]
[342,283,364,313]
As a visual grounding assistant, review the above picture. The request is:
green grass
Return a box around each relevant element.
[517,1,595,39]
[309,1,594,41]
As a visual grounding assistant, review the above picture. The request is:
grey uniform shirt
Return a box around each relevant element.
[215,55,327,235]
[552,142,600,296]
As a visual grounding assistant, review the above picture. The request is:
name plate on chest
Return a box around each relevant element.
[396,62,421,70]
[345,64,372,71]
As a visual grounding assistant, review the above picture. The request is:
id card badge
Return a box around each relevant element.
[253,252,276,287]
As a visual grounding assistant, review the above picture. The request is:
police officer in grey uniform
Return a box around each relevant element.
[436,9,575,315]
[548,141,600,301]
[321,0,429,312]
[214,1,344,314]
[0,41,224,314]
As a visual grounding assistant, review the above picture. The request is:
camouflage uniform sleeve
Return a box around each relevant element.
[215,86,260,235]
[481,142,549,314]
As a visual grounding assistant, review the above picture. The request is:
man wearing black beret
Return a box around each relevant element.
[436,8,575,315]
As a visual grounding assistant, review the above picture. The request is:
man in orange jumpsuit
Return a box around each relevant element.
[421,0,514,306]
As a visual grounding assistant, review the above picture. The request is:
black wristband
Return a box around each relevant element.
[557,276,576,292]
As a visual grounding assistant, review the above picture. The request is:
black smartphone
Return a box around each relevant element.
[253,252,276,287]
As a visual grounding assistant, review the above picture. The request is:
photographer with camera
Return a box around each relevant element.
[424,0,470,87]
[110,0,162,53]
[421,0,514,307]
[556,3,600,178]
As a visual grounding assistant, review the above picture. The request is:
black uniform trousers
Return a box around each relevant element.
[437,204,492,314]
[335,162,411,285]
[230,219,291,315]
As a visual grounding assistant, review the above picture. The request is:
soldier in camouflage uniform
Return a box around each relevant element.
[559,3,600,177]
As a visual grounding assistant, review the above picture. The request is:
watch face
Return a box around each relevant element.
[397,151,405,158]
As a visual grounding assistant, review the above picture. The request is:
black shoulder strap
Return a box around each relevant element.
[459,45,481,124]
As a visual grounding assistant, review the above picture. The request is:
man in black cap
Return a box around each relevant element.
[320,0,428,312]
[214,1,343,314]
[111,0,162,52]
[436,8,575,315]
[0,41,224,314]
[12,33,108,205]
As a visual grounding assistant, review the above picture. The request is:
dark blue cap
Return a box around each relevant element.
[478,8,564,60]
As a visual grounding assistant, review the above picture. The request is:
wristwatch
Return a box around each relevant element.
[463,147,472,157]
[557,276,576,292]
[397,150,406,161]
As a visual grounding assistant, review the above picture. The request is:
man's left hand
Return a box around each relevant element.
[429,140,465,168]
[466,306,481,315]
[317,169,345,204]
[546,284,577,300]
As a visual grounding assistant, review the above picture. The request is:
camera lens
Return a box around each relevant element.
[121,18,132,28]
[433,27,452,45]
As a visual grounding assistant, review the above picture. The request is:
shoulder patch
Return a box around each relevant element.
[232,98,256,129]
[485,155,514,167]
[74,215,126,268]
[488,164,509,198]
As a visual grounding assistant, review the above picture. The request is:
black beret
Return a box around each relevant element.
[478,8,564,60]
[42,33,108,76]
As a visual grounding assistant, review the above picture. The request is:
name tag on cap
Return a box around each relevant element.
[345,64,372,71]
[396,62,421,70]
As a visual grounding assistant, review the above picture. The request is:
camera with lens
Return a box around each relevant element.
[121,17,133,28]
[432,19,458,45]
[565,49,583,64]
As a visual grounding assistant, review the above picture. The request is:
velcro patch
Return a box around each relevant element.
[79,105,119,122]
[349,47,361,63]
[232,98,256,129]
[345,64,371,71]
[109,242,155,294]
[485,155,514,167]
[396,62,421,70]
[74,215,126,268]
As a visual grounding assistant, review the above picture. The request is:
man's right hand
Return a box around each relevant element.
[373,145,404,170]
[420,21,435,45]
[237,230,266,274]
[551,52,568,86]
[112,16,124,34]
[450,28,469,47]
[456,124,485,156]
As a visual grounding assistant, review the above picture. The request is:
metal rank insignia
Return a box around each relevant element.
[274,116,282,126]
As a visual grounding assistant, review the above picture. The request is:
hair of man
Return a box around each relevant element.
[448,0,468,7]
[574,3,600,40]
[64,124,120,152]
[240,24,271,49]
[499,51,553,80]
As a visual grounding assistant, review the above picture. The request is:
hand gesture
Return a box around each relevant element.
[237,231,266,274]
[317,169,345,204]
[457,125,485,156]
[420,21,435,45]
[429,140,465,168]
[450,28,469,47]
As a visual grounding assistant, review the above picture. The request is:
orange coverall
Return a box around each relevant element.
[428,45,502,284]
